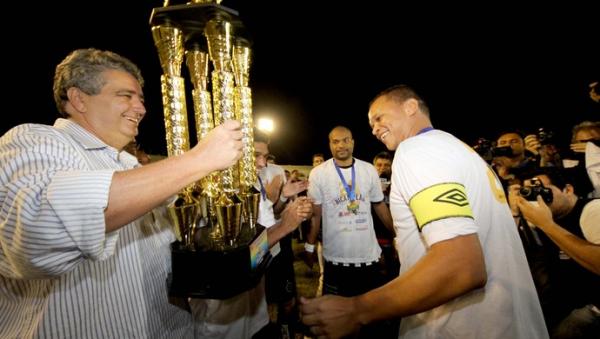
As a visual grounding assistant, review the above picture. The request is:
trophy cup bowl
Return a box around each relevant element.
[215,200,242,245]
[168,199,201,248]
[240,191,260,230]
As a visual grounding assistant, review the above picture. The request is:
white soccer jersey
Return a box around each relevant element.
[390,129,548,339]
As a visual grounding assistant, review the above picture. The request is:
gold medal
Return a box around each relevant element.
[347,200,359,214]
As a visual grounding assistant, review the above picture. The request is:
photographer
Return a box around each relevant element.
[492,130,540,192]
[524,128,562,168]
[511,168,599,338]
[569,121,600,198]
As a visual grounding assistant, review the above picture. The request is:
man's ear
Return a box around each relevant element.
[404,98,419,117]
[66,87,87,112]
[563,183,575,195]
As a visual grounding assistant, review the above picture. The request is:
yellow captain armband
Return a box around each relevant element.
[409,182,474,231]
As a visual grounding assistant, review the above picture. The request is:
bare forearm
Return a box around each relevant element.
[105,152,210,232]
[374,202,395,236]
[267,197,312,247]
[267,221,295,248]
[307,212,322,244]
[354,234,487,324]
[538,221,600,275]
[273,197,287,215]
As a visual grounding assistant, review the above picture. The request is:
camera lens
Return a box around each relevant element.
[519,187,532,198]
[537,128,554,145]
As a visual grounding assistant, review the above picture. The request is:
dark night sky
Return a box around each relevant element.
[4,1,598,165]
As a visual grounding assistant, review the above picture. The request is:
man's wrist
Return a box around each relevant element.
[304,242,315,253]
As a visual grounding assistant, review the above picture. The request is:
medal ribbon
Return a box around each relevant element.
[334,160,356,202]
[257,176,267,201]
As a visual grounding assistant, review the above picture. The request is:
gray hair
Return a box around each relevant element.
[53,48,144,117]
[571,120,600,143]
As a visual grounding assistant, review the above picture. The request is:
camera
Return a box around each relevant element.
[537,127,554,146]
[519,178,553,203]
[473,138,492,153]
[473,138,494,162]
[491,146,514,158]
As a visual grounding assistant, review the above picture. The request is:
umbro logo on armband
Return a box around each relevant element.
[409,183,474,231]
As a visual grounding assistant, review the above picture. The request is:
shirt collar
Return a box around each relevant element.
[333,158,355,169]
[54,118,140,167]
[53,118,112,150]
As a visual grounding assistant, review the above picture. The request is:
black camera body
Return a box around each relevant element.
[473,138,516,162]
[473,138,494,162]
[537,127,554,146]
[519,178,553,203]
[492,146,514,157]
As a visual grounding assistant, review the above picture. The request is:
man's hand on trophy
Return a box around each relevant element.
[194,120,243,171]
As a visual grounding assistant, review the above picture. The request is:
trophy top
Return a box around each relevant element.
[150,2,250,40]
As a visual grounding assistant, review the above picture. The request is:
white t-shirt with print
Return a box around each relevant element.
[308,158,383,264]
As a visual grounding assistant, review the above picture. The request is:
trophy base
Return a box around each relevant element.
[167,224,271,299]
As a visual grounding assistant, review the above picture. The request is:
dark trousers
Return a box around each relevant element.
[323,260,400,338]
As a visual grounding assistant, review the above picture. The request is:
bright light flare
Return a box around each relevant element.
[257,118,274,133]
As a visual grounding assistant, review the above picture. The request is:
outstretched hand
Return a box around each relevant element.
[280,196,313,227]
[282,178,309,199]
[300,295,361,339]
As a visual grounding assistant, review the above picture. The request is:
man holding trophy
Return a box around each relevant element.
[0,48,245,338]
[0,45,313,339]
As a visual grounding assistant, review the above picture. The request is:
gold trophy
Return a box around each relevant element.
[233,38,260,230]
[151,24,201,248]
[205,17,244,246]
[185,46,220,239]
[150,0,270,299]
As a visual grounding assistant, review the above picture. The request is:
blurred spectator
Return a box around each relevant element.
[124,140,152,165]
[312,153,325,167]
[564,121,600,197]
